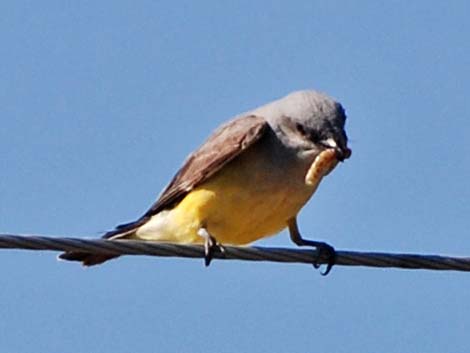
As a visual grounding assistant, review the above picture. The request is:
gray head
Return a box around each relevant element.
[250,90,351,161]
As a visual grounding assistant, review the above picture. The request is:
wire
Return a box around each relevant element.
[0,234,469,271]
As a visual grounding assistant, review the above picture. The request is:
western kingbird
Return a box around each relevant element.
[60,90,351,274]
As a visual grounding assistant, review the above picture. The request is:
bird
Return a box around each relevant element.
[59,89,351,274]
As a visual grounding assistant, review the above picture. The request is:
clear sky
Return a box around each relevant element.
[1,1,470,352]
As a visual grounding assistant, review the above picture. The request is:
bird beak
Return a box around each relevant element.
[320,138,352,162]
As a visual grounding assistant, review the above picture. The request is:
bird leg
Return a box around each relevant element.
[197,227,225,266]
[287,217,336,275]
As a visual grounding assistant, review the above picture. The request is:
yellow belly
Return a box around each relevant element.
[157,159,316,245]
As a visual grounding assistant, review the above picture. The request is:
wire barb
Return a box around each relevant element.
[0,234,470,271]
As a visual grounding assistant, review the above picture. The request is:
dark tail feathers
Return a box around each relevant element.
[58,251,120,266]
[59,217,147,266]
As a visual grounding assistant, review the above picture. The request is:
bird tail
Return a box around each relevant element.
[58,251,119,266]
[58,217,148,266]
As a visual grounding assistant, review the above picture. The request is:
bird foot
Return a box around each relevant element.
[311,241,336,276]
[198,228,225,266]
[292,238,336,275]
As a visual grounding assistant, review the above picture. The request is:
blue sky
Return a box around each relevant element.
[1,1,470,352]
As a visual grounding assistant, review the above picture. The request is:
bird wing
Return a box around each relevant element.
[104,114,270,239]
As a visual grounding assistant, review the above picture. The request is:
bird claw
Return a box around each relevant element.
[199,229,225,266]
[204,237,225,266]
[312,242,336,276]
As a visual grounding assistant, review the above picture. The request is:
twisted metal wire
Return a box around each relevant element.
[0,233,470,271]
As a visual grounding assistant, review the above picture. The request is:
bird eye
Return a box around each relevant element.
[296,123,321,143]
[295,123,307,135]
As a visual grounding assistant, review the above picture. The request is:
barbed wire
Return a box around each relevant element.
[0,234,469,271]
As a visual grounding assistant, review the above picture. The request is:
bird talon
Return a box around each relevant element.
[201,229,224,267]
[313,242,336,276]
[288,219,338,276]
[204,235,214,266]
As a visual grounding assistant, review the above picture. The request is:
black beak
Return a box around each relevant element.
[334,146,352,162]
[319,138,351,162]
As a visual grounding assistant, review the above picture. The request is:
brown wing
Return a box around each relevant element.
[103,114,269,239]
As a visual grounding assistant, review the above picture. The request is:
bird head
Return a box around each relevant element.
[254,90,352,162]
